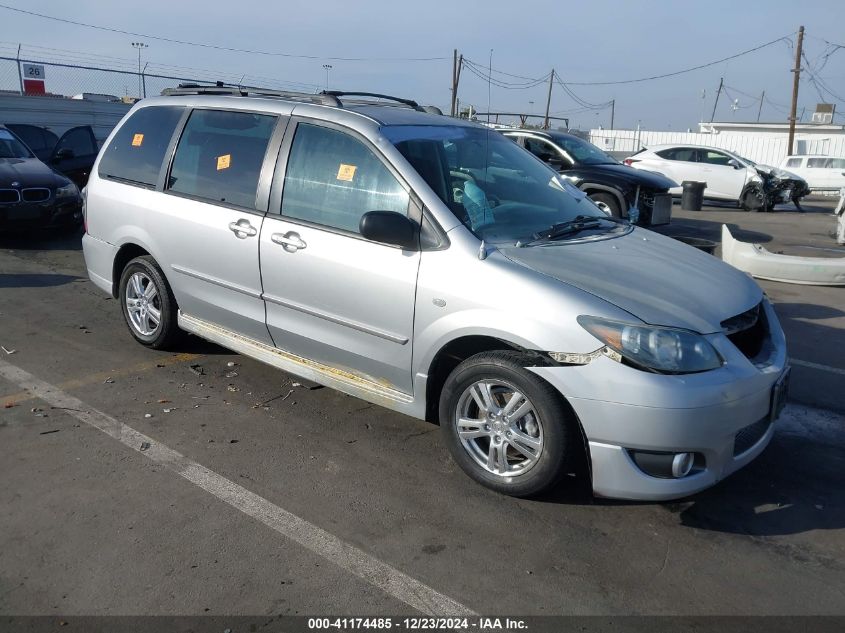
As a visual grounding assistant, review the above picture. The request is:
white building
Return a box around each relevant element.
[590,120,845,166]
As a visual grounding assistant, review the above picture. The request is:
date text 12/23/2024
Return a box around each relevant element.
[307,618,527,631]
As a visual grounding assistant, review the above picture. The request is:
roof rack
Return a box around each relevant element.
[160,83,440,115]
[161,82,340,106]
[321,91,422,111]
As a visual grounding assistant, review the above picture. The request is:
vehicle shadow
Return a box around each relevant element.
[0,228,83,251]
[666,432,844,537]
[0,273,82,288]
[653,217,773,244]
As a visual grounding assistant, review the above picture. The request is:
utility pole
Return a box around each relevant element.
[787,25,805,156]
[709,77,723,123]
[757,90,765,123]
[450,49,463,117]
[544,69,554,129]
[610,99,615,130]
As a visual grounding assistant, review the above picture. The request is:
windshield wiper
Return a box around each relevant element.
[518,215,617,247]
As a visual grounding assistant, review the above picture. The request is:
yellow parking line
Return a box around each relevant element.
[2,352,201,406]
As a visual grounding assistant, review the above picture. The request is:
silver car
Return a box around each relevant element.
[82,87,790,500]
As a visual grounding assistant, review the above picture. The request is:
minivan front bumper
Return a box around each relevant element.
[528,301,788,500]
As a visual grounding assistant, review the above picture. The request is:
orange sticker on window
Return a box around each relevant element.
[336,164,357,181]
[217,154,231,170]
[131,133,144,147]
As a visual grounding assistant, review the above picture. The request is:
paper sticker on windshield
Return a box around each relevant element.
[216,154,231,171]
[337,164,357,182]
[131,133,144,147]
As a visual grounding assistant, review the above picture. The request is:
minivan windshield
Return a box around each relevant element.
[0,129,34,159]
[384,125,620,245]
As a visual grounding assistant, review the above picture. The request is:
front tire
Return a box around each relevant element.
[119,256,180,349]
[439,351,579,497]
[588,192,622,218]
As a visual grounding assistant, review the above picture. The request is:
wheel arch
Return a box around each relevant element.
[111,243,152,298]
[581,183,627,215]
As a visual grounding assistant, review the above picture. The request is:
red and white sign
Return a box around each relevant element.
[21,63,46,95]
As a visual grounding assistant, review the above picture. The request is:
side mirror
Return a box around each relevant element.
[359,211,417,250]
[54,148,75,162]
[727,158,742,169]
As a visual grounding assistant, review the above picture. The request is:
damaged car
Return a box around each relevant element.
[625,144,809,212]
[501,129,676,226]
[84,88,789,501]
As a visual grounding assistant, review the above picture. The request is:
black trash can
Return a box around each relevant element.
[681,181,706,211]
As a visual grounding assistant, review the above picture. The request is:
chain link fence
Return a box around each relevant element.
[0,44,323,101]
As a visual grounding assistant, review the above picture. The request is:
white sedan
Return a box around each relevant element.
[624,144,808,211]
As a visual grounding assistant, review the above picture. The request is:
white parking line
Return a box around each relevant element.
[0,358,475,617]
[791,359,845,377]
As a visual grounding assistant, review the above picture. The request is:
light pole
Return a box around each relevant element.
[322,64,332,91]
[131,42,148,98]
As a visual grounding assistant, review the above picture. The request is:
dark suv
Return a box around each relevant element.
[501,129,676,226]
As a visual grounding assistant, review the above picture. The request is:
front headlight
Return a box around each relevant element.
[56,182,79,198]
[577,315,723,374]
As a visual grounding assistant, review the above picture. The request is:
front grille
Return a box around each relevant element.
[0,189,20,204]
[723,303,767,359]
[734,417,771,456]
[21,188,50,203]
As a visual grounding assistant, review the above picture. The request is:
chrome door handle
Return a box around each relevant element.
[229,219,257,238]
[271,231,307,252]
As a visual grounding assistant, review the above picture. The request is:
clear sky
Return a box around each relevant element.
[1,0,843,131]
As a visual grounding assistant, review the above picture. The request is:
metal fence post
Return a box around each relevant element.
[16,44,24,95]
[142,62,148,98]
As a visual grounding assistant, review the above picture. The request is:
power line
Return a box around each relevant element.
[565,35,793,85]
[0,3,448,62]
[553,74,613,109]
[462,60,550,90]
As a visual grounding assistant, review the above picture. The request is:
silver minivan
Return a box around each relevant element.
[82,87,790,500]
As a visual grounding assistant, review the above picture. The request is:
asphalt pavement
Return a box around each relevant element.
[1,204,843,617]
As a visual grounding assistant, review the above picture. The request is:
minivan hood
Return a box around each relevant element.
[500,229,762,333]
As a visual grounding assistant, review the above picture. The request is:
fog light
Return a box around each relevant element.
[629,450,699,479]
[671,452,694,478]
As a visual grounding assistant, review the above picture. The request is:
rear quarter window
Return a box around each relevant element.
[97,106,184,187]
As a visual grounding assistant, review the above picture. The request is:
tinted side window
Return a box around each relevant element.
[167,109,276,209]
[657,148,696,162]
[55,127,97,157]
[700,150,733,166]
[829,158,845,169]
[281,123,409,234]
[807,158,827,168]
[785,158,802,168]
[98,106,184,187]
[524,137,559,159]
[8,125,50,154]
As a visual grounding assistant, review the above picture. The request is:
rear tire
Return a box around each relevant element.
[588,192,622,218]
[438,351,579,497]
[119,256,180,350]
